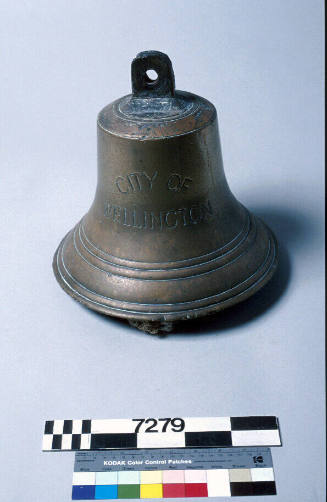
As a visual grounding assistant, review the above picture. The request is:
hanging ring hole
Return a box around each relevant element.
[145,69,159,85]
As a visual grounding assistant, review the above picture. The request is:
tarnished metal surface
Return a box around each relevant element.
[53,50,278,332]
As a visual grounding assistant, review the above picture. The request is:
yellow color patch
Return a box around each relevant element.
[140,470,162,484]
[140,484,163,499]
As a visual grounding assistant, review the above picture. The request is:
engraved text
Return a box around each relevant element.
[104,200,214,231]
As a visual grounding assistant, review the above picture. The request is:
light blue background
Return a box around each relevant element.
[0,1,324,501]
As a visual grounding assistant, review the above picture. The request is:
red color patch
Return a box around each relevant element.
[163,484,186,498]
[185,483,208,497]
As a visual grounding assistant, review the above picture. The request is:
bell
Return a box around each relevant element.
[53,51,278,334]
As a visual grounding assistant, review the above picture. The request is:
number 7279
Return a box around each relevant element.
[132,418,185,433]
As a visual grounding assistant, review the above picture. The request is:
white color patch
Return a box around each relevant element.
[184,417,231,432]
[91,419,136,433]
[72,420,82,434]
[72,472,95,486]
[42,435,53,451]
[137,432,185,448]
[80,434,91,449]
[61,434,72,450]
[53,420,64,434]
[207,469,231,497]
[231,429,281,446]
[251,467,275,481]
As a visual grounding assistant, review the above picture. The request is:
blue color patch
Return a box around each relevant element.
[95,485,118,499]
[72,485,95,500]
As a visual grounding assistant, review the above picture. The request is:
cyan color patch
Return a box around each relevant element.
[72,485,95,500]
[95,485,118,499]
[96,472,118,485]
[117,471,140,485]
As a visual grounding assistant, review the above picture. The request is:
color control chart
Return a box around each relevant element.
[42,416,281,499]
[72,448,276,499]
[42,416,281,451]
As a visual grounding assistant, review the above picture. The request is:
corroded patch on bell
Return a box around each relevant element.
[53,50,278,334]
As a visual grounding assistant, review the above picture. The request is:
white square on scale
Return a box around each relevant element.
[91,419,136,434]
[72,420,82,434]
[42,435,53,451]
[61,434,72,450]
[231,429,280,446]
[206,469,231,497]
[137,432,185,448]
[184,417,231,432]
[53,420,64,434]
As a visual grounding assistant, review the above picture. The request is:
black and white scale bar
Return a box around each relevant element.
[42,416,281,451]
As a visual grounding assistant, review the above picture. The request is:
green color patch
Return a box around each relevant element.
[118,484,140,499]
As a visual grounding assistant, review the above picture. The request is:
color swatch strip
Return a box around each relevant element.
[43,416,281,451]
[72,468,276,499]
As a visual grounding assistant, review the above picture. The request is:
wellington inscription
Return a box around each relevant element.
[104,200,213,231]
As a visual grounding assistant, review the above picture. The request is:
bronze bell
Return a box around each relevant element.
[53,51,278,334]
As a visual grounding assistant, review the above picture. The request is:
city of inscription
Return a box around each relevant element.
[114,171,193,194]
[104,200,214,231]
[115,171,158,194]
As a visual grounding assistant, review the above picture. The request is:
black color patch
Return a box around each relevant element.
[44,421,54,434]
[52,435,62,449]
[230,416,278,430]
[185,431,232,447]
[230,481,277,496]
[82,420,91,434]
[63,420,73,434]
[72,434,81,450]
[90,433,137,449]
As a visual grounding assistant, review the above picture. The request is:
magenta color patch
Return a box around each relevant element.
[162,470,185,484]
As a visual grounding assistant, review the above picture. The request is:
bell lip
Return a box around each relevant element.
[52,224,278,324]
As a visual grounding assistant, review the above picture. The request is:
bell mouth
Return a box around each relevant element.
[52,209,278,323]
